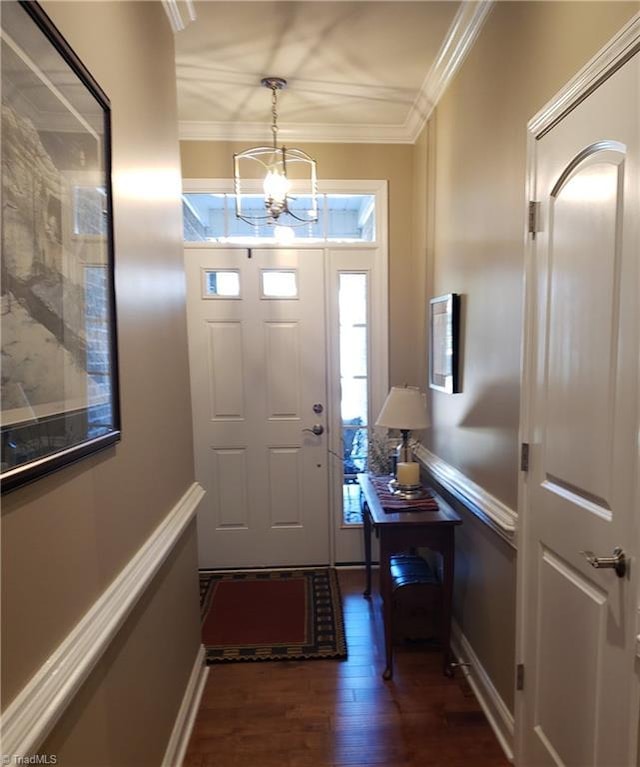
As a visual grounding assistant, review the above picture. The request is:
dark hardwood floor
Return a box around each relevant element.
[184,569,510,767]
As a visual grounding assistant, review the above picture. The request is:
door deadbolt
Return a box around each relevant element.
[312,403,324,414]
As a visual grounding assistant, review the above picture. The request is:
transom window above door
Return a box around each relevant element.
[183,193,376,244]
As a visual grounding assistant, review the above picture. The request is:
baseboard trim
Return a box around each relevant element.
[162,645,209,767]
[451,621,514,762]
[413,444,517,547]
[1,481,205,759]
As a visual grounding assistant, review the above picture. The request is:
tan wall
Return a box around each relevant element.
[181,141,420,387]
[1,2,201,763]
[421,0,638,713]
[425,0,639,510]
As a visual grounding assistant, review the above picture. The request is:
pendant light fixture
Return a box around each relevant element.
[233,77,319,229]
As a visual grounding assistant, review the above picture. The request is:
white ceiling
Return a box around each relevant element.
[173,1,485,143]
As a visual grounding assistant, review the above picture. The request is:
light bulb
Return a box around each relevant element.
[263,169,290,204]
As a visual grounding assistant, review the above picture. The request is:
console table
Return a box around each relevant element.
[358,473,462,680]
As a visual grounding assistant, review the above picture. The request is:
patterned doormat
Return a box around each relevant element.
[199,567,347,664]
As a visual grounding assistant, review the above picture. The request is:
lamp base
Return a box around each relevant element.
[388,479,427,501]
[396,429,413,464]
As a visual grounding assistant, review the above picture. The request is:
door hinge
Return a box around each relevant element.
[528,201,541,236]
[516,663,525,691]
[520,442,530,472]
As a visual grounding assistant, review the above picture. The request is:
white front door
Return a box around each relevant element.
[519,50,639,765]
[185,247,330,568]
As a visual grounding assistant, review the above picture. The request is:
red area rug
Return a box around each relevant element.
[199,568,347,664]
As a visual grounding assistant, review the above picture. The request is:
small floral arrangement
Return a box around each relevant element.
[366,427,398,476]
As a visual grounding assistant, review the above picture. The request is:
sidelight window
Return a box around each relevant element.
[338,272,369,525]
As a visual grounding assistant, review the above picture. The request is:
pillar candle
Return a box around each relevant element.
[396,461,420,487]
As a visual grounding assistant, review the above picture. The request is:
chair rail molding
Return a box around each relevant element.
[413,443,517,547]
[1,482,205,759]
[451,621,515,762]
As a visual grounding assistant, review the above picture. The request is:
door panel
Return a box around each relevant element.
[207,321,245,419]
[265,322,301,418]
[522,52,639,766]
[213,448,249,528]
[544,152,624,508]
[534,548,607,765]
[185,247,330,568]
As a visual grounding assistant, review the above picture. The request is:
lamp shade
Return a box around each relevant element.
[375,386,429,430]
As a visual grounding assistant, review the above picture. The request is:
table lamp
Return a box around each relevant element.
[375,385,429,498]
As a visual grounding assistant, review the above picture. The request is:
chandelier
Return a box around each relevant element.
[233,77,319,228]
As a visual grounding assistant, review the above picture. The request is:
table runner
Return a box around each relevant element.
[368,474,440,511]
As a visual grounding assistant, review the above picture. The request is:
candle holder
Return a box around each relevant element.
[388,478,427,501]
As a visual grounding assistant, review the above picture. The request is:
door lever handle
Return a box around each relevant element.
[302,424,324,436]
[581,547,627,578]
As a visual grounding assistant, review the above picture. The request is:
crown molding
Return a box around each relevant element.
[529,11,639,139]
[162,0,196,33]
[405,0,494,142]
[178,0,494,145]
[178,119,414,144]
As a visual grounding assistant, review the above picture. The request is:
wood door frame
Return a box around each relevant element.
[514,14,640,764]
[182,178,389,566]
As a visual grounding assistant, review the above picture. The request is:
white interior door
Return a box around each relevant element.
[519,51,639,766]
[185,247,330,568]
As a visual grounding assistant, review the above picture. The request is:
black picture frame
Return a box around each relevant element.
[1,1,120,493]
[429,293,460,394]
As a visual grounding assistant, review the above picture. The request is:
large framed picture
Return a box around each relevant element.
[1,1,120,493]
[429,293,460,394]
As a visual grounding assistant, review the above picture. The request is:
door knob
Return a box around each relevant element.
[303,424,324,436]
[581,547,627,578]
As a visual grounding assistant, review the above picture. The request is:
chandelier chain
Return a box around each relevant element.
[270,85,279,149]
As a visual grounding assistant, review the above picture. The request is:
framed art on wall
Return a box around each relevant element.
[429,293,460,394]
[1,1,120,493]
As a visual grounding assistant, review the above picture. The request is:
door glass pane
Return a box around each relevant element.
[203,270,240,297]
[183,192,376,243]
[183,193,226,241]
[339,273,367,325]
[341,378,367,424]
[261,270,298,298]
[338,272,369,525]
[326,194,375,241]
[340,326,367,378]
[287,195,324,238]
[343,426,368,478]
[230,195,275,240]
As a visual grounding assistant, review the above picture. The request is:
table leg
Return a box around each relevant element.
[380,535,393,680]
[363,501,372,598]
[441,536,455,676]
